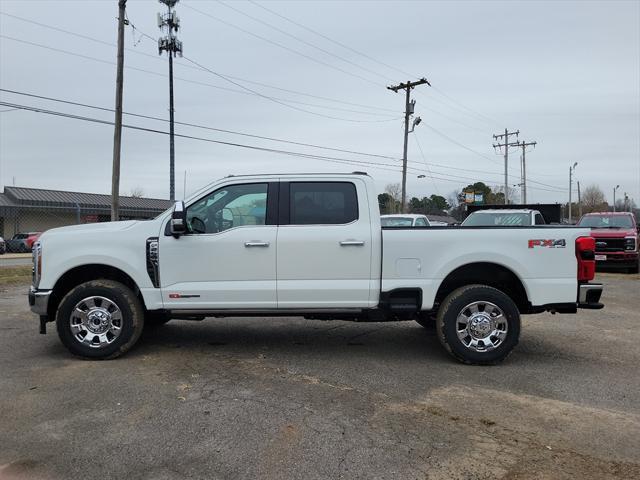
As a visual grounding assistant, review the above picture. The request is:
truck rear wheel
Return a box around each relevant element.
[56,280,144,359]
[436,284,520,365]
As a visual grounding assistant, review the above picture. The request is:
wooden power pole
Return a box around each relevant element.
[111,0,126,221]
[515,140,536,203]
[387,78,430,213]
[492,129,519,204]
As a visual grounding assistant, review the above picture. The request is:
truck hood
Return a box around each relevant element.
[588,228,636,238]
[39,220,144,241]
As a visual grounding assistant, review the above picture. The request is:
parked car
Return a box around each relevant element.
[462,209,546,227]
[6,232,42,253]
[29,173,602,364]
[0,236,6,255]
[380,214,431,227]
[577,212,639,273]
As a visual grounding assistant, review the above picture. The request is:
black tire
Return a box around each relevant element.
[628,260,639,274]
[436,284,520,365]
[144,311,171,329]
[415,313,436,330]
[56,279,145,359]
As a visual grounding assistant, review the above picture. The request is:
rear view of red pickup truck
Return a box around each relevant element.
[577,212,639,273]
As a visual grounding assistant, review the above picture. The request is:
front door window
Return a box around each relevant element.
[186,183,268,234]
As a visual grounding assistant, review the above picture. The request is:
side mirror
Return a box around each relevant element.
[170,201,187,237]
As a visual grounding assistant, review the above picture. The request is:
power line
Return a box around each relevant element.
[0,33,399,121]
[0,87,566,193]
[0,100,403,170]
[247,0,415,79]
[0,88,400,160]
[181,55,401,123]
[245,0,503,129]
[182,2,382,88]
[0,11,503,133]
[217,1,390,83]
[0,34,563,190]
[0,19,563,188]
[1,99,566,194]
[0,10,400,114]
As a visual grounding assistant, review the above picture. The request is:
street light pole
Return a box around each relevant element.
[613,185,620,212]
[568,162,578,223]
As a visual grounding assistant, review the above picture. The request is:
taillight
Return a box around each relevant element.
[576,236,595,282]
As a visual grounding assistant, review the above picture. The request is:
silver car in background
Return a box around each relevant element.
[380,214,431,227]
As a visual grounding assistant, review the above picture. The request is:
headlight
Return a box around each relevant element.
[32,241,42,288]
[625,236,637,251]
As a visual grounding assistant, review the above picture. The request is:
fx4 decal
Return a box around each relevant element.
[528,239,566,249]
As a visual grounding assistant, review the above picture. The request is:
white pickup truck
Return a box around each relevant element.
[29,173,603,364]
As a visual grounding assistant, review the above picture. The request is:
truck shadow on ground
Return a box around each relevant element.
[132,318,455,363]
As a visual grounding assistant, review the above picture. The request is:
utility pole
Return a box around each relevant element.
[577,181,582,218]
[111,0,126,221]
[514,140,536,203]
[568,162,578,223]
[492,129,519,204]
[387,78,430,213]
[158,0,183,202]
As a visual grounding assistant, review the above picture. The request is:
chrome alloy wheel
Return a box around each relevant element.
[69,296,123,348]
[455,301,508,353]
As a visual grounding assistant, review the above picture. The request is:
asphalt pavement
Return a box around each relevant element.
[0,272,639,480]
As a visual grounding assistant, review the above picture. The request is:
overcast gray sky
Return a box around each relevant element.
[1,0,639,205]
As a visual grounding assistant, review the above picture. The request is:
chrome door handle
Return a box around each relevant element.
[339,240,365,246]
[245,241,270,247]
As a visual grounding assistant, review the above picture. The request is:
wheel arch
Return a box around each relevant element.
[48,264,145,319]
[434,262,530,313]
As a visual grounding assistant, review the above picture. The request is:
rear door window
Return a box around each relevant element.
[289,182,358,225]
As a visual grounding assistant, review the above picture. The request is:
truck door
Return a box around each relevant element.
[276,180,373,308]
[158,182,278,310]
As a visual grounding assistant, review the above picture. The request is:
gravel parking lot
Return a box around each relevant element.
[1,272,639,480]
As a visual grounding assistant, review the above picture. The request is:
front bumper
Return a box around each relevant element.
[578,283,604,309]
[29,286,52,316]
[595,251,638,267]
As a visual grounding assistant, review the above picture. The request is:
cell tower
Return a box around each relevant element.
[158,0,182,202]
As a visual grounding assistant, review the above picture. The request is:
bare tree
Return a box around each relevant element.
[615,196,637,212]
[581,184,608,213]
[384,183,402,213]
[129,187,145,198]
[447,190,461,210]
[492,185,520,204]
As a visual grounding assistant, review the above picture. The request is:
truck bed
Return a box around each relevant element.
[381,226,590,309]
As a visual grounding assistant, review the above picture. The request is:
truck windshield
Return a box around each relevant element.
[462,212,531,226]
[381,217,414,227]
[578,215,634,228]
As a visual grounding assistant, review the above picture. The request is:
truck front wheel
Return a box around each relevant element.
[56,280,145,359]
[436,284,520,365]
